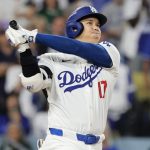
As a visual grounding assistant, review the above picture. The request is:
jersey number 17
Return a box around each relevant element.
[98,80,107,99]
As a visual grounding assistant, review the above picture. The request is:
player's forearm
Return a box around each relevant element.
[20,49,40,77]
[19,49,45,92]
[35,33,112,68]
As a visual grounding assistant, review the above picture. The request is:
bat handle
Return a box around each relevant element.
[9,20,19,30]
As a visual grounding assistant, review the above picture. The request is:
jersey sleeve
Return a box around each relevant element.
[99,41,120,76]
[35,34,112,68]
[19,66,52,93]
[37,55,54,89]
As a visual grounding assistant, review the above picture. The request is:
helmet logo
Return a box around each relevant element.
[89,6,98,13]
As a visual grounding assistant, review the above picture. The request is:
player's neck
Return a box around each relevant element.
[75,38,99,44]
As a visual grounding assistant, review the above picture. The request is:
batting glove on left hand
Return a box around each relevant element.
[18,24,38,43]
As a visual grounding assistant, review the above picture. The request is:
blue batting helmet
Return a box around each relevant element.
[66,6,107,38]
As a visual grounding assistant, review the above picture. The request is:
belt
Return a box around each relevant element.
[49,128,105,145]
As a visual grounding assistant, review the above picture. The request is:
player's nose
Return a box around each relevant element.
[93,25,100,32]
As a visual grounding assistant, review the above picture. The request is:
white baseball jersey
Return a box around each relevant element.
[20,41,120,145]
[29,41,119,135]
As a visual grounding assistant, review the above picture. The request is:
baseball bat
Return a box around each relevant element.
[9,20,19,30]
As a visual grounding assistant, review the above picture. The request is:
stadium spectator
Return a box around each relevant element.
[0,30,18,114]
[101,0,124,48]
[38,0,63,24]
[0,92,31,135]
[0,121,32,150]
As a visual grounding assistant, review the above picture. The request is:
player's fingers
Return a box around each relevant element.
[5,29,16,46]
[8,26,23,36]
[8,25,27,44]
[8,25,18,32]
[18,24,25,31]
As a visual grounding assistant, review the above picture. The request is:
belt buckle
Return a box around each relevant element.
[84,134,100,144]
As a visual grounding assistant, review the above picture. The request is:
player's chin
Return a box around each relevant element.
[91,35,101,43]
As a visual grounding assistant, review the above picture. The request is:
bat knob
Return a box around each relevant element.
[9,20,18,30]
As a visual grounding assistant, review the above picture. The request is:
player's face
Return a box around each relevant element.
[76,17,101,43]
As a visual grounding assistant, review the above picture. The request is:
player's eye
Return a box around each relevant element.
[96,23,100,27]
[87,21,92,25]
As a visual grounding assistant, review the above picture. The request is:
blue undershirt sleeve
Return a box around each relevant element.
[35,33,113,68]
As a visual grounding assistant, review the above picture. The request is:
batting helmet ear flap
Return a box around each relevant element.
[66,21,84,38]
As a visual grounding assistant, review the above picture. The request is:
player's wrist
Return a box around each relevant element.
[28,32,37,43]
[22,28,38,43]
[18,43,30,53]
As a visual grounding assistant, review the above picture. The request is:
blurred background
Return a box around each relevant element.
[0,0,150,150]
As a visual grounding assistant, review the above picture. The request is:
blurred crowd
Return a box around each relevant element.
[0,0,150,150]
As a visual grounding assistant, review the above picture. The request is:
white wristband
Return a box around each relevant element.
[24,29,38,43]
[18,43,30,53]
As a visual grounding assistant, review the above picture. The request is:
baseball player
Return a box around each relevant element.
[5,6,120,150]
